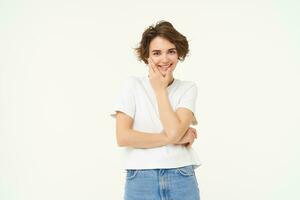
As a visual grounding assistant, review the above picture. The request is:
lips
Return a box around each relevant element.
[158,64,172,70]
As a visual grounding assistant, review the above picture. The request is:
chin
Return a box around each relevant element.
[160,72,167,77]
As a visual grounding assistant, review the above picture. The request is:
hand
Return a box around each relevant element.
[174,127,198,147]
[147,58,173,92]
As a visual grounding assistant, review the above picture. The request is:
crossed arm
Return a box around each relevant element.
[115,112,170,148]
[115,88,196,149]
[155,88,194,143]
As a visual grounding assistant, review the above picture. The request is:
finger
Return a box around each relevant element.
[147,58,155,72]
[147,59,156,78]
[193,129,197,138]
[148,65,154,76]
[193,131,197,139]
[153,65,159,74]
[148,67,154,79]
[189,127,196,132]
[190,128,195,133]
[148,58,158,73]
[189,128,196,135]
[165,67,172,80]
[190,139,195,147]
[167,67,173,78]
[195,129,199,138]
[191,128,197,138]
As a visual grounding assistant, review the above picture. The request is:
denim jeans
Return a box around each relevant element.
[124,165,200,200]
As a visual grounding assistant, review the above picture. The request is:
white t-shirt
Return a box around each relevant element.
[111,76,201,170]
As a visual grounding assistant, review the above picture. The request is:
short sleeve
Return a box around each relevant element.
[110,77,136,119]
[176,84,198,125]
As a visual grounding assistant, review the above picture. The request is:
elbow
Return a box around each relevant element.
[171,135,182,144]
[116,135,126,147]
[165,125,188,144]
[117,139,125,147]
[116,130,129,147]
[165,129,181,144]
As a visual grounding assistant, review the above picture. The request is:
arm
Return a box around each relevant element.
[115,111,172,148]
[155,89,194,143]
[174,126,197,148]
[147,58,197,144]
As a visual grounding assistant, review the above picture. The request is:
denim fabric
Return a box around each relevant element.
[124,165,200,200]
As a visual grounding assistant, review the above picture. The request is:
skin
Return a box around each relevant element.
[147,36,197,147]
[148,36,178,79]
[177,127,197,147]
[115,36,198,148]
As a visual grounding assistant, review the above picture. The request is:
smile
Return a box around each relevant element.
[158,64,172,70]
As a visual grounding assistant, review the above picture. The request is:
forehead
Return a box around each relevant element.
[149,36,176,50]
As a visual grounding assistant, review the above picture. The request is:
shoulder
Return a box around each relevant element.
[123,75,138,83]
[121,76,140,87]
[175,78,198,91]
[118,76,146,94]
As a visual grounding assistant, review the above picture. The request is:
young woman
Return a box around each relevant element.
[111,20,201,200]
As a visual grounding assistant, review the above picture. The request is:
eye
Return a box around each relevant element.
[153,52,160,55]
[169,50,177,54]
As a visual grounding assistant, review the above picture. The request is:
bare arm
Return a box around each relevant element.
[155,89,194,143]
[147,58,196,143]
[115,111,172,148]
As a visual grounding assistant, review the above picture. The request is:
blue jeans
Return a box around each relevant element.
[124,165,200,200]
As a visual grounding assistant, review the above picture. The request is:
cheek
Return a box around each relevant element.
[172,59,178,67]
[150,58,160,65]
[171,55,179,62]
[169,55,178,62]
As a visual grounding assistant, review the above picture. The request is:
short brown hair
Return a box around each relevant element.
[134,20,189,64]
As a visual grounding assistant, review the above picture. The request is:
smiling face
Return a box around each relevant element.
[148,36,179,77]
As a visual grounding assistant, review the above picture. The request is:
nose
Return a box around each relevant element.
[161,54,170,63]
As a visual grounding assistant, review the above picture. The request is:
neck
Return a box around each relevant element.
[146,75,175,86]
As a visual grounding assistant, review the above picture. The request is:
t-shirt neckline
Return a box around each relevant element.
[145,76,177,90]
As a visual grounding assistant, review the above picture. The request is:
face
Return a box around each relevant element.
[148,36,179,77]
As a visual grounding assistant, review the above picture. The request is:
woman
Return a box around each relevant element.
[111,20,201,200]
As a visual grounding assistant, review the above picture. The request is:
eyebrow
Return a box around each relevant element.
[151,48,177,52]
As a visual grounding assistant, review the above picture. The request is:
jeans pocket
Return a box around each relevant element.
[126,169,139,180]
[176,165,195,177]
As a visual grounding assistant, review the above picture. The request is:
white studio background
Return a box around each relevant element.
[1,0,299,200]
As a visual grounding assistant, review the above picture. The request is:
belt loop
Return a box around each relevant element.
[159,169,165,176]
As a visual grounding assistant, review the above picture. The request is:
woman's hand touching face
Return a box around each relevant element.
[148,57,174,92]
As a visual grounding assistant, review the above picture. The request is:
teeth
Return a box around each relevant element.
[157,64,172,72]
[159,64,171,68]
